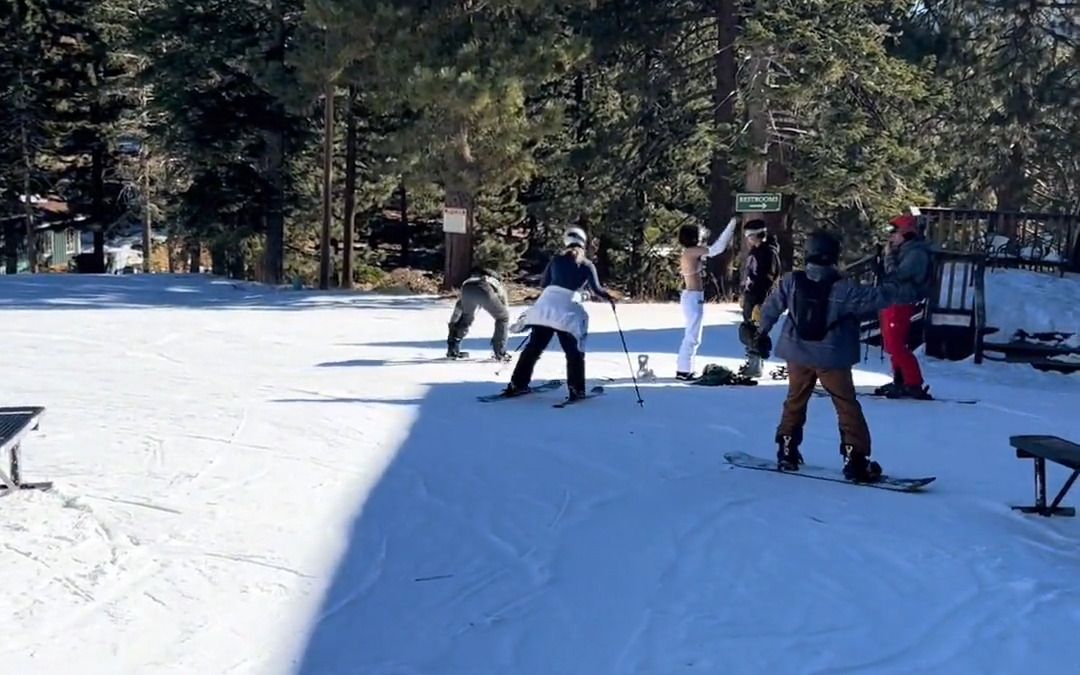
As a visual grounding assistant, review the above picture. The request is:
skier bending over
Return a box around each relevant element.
[676,216,738,380]
[447,267,511,360]
[751,230,918,482]
[504,227,614,401]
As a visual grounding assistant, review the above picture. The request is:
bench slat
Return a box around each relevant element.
[1011,435,1080,471]
[0,407,45,453]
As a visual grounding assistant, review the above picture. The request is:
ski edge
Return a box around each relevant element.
[476,379,563,403]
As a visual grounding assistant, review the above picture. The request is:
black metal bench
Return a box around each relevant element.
[0,406,53,493]
[1010,435,1080,516]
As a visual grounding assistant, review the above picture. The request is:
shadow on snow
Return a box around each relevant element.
[287,376,790,674]
[0,273,442,311]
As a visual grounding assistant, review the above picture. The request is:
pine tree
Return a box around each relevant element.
[365,0,590,289]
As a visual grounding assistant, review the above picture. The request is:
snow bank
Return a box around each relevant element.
[984,269,1080,336]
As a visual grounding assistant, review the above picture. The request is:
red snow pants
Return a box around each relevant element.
[880,304,923,387]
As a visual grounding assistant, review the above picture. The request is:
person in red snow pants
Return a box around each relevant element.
[875,213,933,399]
[880,303,922,387]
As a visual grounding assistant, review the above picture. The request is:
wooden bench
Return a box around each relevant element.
[1010,435,1080,516]
[0,406,53,494]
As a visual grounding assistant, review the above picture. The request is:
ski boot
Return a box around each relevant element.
[739,354,763,379]
[841,445,882,482]
[873,372,902,397]
[885,384,933,400]
[777,435,804,471]
[500,382,531,398]
[447,340,465,359]
[567,386,587,401]
[675,371,699,382]
[493,350,511,363]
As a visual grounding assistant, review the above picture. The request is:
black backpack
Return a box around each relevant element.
[792,271,838,341]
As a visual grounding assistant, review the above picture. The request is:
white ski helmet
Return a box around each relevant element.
[563,226,587,249]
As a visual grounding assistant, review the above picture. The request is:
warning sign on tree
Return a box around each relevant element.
[443,207,468,234]
[735,193,782,213]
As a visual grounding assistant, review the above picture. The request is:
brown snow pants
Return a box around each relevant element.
[777,362,872,456]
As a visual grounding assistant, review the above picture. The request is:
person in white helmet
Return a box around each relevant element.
[503,227,614,400]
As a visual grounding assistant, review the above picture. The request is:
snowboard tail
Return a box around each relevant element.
[723,451,935,492]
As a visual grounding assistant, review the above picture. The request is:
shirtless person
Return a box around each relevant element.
[676,216,738,380]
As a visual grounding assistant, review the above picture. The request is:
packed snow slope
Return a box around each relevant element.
[2,272,1079,675]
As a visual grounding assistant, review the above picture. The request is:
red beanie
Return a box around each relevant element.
[888,214,917,234]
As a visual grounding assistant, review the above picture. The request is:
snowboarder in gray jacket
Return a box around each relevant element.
[447,267,511,360]
[752,230,919,482]
[875,214,934,399]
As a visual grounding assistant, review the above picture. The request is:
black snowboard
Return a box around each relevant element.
[724,451,935,492]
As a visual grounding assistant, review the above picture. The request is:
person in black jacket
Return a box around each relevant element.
[738,219,782,377]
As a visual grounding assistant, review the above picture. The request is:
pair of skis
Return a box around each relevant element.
[476,379,605,408]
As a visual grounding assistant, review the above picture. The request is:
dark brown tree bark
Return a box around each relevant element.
[262,0,287,284]
[319,82,335,290]
[341,87,358,289]
[705,0,738,300]
[442,124,475,290]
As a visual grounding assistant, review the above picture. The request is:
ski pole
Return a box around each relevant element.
[611,303,645,407]
[495,334,529,376]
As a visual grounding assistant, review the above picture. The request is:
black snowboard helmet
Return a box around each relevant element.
[805,230,841,266]
[678,224,703,247]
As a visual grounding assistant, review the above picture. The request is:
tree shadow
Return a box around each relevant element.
[0,273,444,311]
[289,377,775,673]
[357,324,748,360]
[287,369,980,673]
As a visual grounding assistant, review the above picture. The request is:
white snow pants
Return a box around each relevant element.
[677,290,705,373]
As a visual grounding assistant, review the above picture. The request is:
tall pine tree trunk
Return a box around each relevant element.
[4,219,16,274]
[15,46,37,274]
[20,109,36,273]
[262,0,287,284]
[91,142,105,269]
[89,59,106,270]
[189,237,200,273]
[319,82,335,290]
[574,70,588,228]
[341,87,357,289]
[442,124,474,290]
[443,185,474,289]
[142,150,152,273]
[398,183,410,266]
[706,0,738,300]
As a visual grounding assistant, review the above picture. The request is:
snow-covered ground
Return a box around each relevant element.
[1,272,1078,675]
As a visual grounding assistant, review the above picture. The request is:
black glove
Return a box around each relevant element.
[754,333,772,359]
[738,321,757,348]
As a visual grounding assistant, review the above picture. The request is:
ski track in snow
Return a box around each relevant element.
[2,272,1080,674]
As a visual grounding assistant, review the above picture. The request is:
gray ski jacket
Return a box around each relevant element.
[758,263,919,369]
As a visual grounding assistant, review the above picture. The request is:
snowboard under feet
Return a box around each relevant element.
[476,379,563,402]
[811,388,977,405]
[723,451,935,492]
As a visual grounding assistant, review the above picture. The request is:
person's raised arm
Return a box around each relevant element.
[704,216,738,258]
